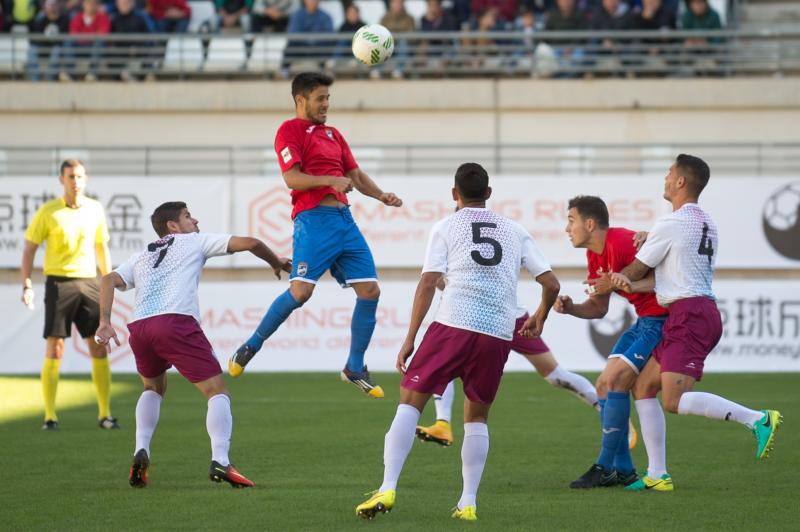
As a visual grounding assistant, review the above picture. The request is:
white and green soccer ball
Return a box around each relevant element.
[352,24,394,66]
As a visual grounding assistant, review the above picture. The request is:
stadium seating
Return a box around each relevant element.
[247,35,287,73]
[0,36,29,74]
[162,36,205,72]
[354,0,387,25]
[188,0,218,33]
[205,37,248,71]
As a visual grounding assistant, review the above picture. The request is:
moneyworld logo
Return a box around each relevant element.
[588,301,635,359]
[73,298,134,364]
[248,187,293,256]
[762,181,800,260]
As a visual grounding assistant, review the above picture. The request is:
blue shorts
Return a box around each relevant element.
[290,205,377,287]
[608,316,667,374]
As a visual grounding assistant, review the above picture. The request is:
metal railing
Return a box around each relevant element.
[1,143,799,176]
[1,28,799,80]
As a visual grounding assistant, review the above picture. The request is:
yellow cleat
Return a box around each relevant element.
[228,361,244,378]
[628,419,638,450]
[356,489,395,520]
[452,505,477,521]
[625,473,674,492]
[415,420,454,447]
[228,344,256,378]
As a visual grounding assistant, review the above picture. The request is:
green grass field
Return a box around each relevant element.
[1,372,795,531]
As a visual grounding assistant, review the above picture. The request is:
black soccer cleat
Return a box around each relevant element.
[569,464,618,489]
[615,469,639,487]
[42,419,59,431]
[99,416,120,429]
[129,449,150,488]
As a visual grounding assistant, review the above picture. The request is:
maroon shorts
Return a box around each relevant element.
[127,314,222,383]
[653,297,722,381]
[401,322,512,404]
[511,314,550,355]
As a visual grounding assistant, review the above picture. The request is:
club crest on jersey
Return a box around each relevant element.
[280,147,292,164]
[325,129,334,140]
[297,262,308,277]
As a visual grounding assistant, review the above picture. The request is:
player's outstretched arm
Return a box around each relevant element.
[95,272,126,349]
[397,272,442,374]
[346,168,403,207]
[562,291,611,320]
[519,271,560,337]
[227,236,292,279]
[619,258,651,283]
[20,240,38,307]
[611,269,655,293]
[282,166,353,194]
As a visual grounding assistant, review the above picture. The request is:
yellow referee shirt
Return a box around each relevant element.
[24,197,110,278]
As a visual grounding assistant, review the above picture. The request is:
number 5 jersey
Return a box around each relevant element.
[636,203,718,307]
[114,232,232,323]
[422,207,551,340]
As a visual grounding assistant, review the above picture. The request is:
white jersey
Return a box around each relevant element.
[115,232,232,323]
[636,203,717,307]
[422,207,551,340]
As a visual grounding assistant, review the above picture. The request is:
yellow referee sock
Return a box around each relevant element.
[42,358,61,422]
[92,357,112,420]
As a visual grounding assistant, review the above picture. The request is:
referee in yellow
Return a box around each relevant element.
[20,159,118,430]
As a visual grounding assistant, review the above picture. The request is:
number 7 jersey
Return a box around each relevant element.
[636,203,718,307]
[114,232,232,323]
[422,207,552,340]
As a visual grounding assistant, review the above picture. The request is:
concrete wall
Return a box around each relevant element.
[1,79,799,147]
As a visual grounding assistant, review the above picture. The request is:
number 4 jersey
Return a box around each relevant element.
[114,232,232,323]
[636,203,717,307]
[423,207,552,340]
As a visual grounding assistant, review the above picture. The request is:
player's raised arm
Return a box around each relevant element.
[346,168,403,207]
[95,272,126,348]
[226,236,292,279]
[397,271,442,374]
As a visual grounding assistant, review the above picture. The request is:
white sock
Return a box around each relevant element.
[677,391,764,428]
[458,422,489,510]
[544,365,599,409]
[379,404,421,492]
[134,390,162,457]
[207,394,233,467]
[434,381,455,423]
[635,398,667,478]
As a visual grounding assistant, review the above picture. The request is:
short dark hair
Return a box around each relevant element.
[291,72,334,101]
[60,159,84,176]
[454,163,489,200]
[675,153,710,197]
[151,201,186,237]
[567,195,609,229]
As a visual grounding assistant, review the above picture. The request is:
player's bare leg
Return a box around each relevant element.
[357,388,430,519]
[341,281,383,398]
[41,337,64,430]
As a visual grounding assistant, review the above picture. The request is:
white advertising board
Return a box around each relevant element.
[1,280,798,375]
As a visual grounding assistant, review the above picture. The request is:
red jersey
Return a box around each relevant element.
[587,227,667,318]
[274,118,359,219]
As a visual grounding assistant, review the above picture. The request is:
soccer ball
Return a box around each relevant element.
[352,24,394,66]
[763,181,800,231]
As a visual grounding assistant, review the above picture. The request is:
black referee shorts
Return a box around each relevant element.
[43,276,101,339]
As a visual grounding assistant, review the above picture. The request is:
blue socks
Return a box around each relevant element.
[597,391,634,473]
[346,298,378,372]
[245,289,302,352]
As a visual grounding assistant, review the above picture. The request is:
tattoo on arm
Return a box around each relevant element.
[620,259,651,282]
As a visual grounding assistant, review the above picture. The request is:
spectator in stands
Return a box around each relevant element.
[588,0,630,72]
[380,0,414,78]
[338,2,363,32]
[470,0,516,27]
[148,0,191,33]
[681,0,722,31]
[4,0,38,30]
[251,0,292,32]
[627,0,675,29]
[110,0,151,81]
[464,7,502,68]
[216,0,253,32]
[283,0,333,73]
[27,0,70,81]
[67,0,112,81]
[544,0,587,76]
[418,0,458,68]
